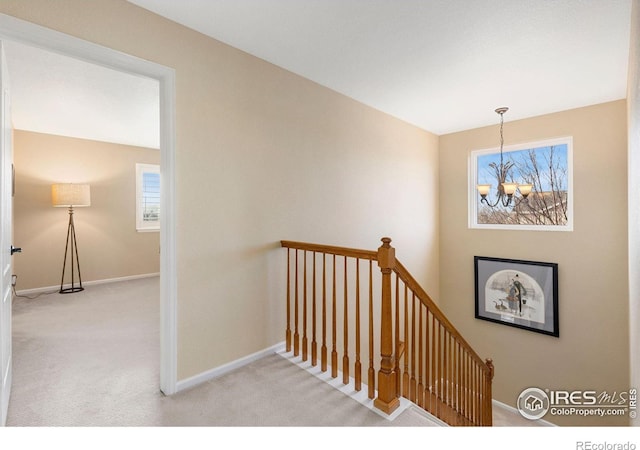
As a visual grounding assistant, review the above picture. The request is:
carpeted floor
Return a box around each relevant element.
[6,276,438,427]
[7,276,538,429]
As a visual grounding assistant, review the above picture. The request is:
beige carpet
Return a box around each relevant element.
[7,276,438,427]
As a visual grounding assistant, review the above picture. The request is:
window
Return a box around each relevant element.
[136,163,160,232]
[469,136,573,231]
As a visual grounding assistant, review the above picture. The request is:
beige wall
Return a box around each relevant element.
[0,1,440,379]
[440,100,629,426]
[628,0,640,427]
[13,130,160,290]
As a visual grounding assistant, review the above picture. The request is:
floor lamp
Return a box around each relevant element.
[52,183,91,294]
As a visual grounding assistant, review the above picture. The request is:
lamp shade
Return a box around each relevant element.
[477,184,492,197]
[501,182,518,196]
[52,183,91,207]
[518,183,533,197]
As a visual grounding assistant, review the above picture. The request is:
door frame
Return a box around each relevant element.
[0,13,178,395]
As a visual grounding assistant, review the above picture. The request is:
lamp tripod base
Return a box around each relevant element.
[59,286,84,294]
[59,206,84,294]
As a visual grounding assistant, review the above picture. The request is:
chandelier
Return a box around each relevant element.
[476,107,533,207]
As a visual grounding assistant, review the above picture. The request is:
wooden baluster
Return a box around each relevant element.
[437,322,442,414]
[460,345,467,425]
[450,335,455,425]
[409,293,416,402]
[480,363,484,425]
[394,274,400,397]
[468,352,472,425]
[402,284,409,399]
[368,260,375,399]
[463,347,468,424]
[302,251,308,361]
[476,362,481,425]
[451,335,456,422]
[321,253,327,372]
[286,248,291,352]
[454,341,460,424]
[450,336,455,423]
[424,308,430,413]
[460,348,465,424]
[480,362,485,426]
[478,361,482,425]
[443,328,449,423]
[468,351,472,425]
[331,254,338,378]
[417,302,423,408]
[442,324,447,421]
[355,258,362,391]
[343,256,350,385]
[440,325,449,423]
[448,332,453,422]
[431,313,437,417]
[459,343,464,424]
[373,237,400,414]
[473,360,478,425]
[294,250,300,356]
[471,360,475,425]
[311,252,317,366]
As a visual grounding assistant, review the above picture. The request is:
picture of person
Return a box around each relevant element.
[508,274,527,316]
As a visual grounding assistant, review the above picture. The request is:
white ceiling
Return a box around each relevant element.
[128,0,632,135]
[3,0,633,149]
[4,40,160,149]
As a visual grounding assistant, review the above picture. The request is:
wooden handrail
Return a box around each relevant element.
[281,238,494,426]
[281,240,378,261]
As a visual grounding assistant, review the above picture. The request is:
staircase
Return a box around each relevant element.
[281,237,494,426]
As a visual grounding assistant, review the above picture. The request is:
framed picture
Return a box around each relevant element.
[468,136,573,231]
[474,256,559,337]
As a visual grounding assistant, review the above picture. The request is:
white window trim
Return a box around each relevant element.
[136,163,160,232]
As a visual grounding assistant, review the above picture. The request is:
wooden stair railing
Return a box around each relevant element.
[281,237,494,426]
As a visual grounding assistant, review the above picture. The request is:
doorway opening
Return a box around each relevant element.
[0,14,177,400]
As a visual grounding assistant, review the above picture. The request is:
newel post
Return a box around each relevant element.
[374,237,400,414]
[484,358,495,426]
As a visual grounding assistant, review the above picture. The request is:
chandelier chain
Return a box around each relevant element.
[499,109,505,166]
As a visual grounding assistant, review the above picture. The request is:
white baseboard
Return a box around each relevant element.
[175,342,286,393]
[14,272,160,296]
[492,398,557,426]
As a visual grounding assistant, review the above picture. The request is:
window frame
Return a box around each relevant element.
[135,163,160,232]
[468,136,573,231]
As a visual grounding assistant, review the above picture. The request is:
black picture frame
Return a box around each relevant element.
[474,256,559,337]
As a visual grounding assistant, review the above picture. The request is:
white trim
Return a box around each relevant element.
[0,358,10,427]
[468,136,574,232]
[492,398,557,426]
[0,14,178,396]
[276,348,444,424]
[14,272,160,296]
[176,343,285,393]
